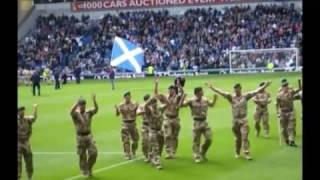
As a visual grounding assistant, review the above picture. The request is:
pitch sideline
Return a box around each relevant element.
[33,151,129,155]
[64,156,143,180]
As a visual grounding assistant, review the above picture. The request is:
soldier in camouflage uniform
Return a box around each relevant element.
[154,78,184,159]
[70,94,98,177]
[253,82,272,138]
[207,81,271,160]
[276,79,300,147]
[297,79,303,121]
[18,104,38,180]
[144,96,165,169]
[181,87,217,163]
[115,91,140,160]
[137,94,151,162]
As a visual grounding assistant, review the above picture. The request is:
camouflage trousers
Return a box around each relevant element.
[141,124,150,159]
[121,122,139,159]
[76,134,98,174]
[163,118,180,156]
[254,109,270,135]
[192,121,212,160]
[149,129,164,167]
[18,140,33,180]
[279,111,296,143]
[232,119,250,155]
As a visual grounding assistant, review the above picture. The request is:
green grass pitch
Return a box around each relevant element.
[18,72,302,180]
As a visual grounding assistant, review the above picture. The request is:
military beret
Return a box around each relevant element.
[168,85,176,89]
[144,94,150,101]
[18,106,25,112]
[150,97,157,103]
[194,87,203,94]
[78,98,86,105]
[123,91,131,97]
[234,83,241,89]
[281,78,288,86]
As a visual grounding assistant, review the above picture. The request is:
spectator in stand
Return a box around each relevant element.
[18,4,302,73]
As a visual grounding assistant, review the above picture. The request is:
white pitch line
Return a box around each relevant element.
[64,156,143,180]
[33,152,126,155]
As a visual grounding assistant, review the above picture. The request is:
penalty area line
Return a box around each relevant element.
[64,156,143,180]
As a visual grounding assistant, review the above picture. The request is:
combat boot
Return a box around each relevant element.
[235,154,240,159]
[165,154,173,159]
[289,141,298,147]
[244,152,252,161]
[200,150,208,162]
[201,155,208,162]
[143,156,150,163]
[194,154,201,163]
[264,130,269,138]
[255,130,260,138]
[131,152,136,159]
[156,164,162,170]
[285,140,290,146]
[124,155,131,160]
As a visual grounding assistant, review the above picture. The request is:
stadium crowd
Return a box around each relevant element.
[18,4,302,74]
[33,0,294,4]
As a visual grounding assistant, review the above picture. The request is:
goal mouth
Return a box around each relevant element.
[229,48,301,74]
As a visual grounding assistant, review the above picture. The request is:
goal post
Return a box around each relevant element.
[229,48,300,74]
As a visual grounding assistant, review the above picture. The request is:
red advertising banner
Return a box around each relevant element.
[71,0,257,12]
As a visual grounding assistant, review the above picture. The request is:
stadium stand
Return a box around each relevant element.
[18,3,302,74]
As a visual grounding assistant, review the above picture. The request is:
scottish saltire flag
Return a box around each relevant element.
[111,37,144,73]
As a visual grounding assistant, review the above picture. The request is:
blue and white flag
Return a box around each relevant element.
[111,37,144,73]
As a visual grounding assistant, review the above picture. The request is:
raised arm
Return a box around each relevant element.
[293,91,302,100]
[30,104,38,123]
[176,77,184,95]
[88,93,98,116]
[208,94,218,107]
[70,101,78,116]
[205,82,232,102]
[154,77,159,95]
[178,93,187,108]
[154,77,169,104]
[246,81,271,100]
[115,105,120,116]
[276,96,280,116]
[298,79,302,91]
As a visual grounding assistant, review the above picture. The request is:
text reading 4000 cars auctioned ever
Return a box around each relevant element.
[71,0,245,11]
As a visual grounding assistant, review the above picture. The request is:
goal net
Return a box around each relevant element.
[229,48,301,73]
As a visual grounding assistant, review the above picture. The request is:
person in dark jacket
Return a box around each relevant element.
[74,66,81,84]
[109,66,115,90]
[54,67,61,90]
[62,68,68,85]
[31,70,41,96]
